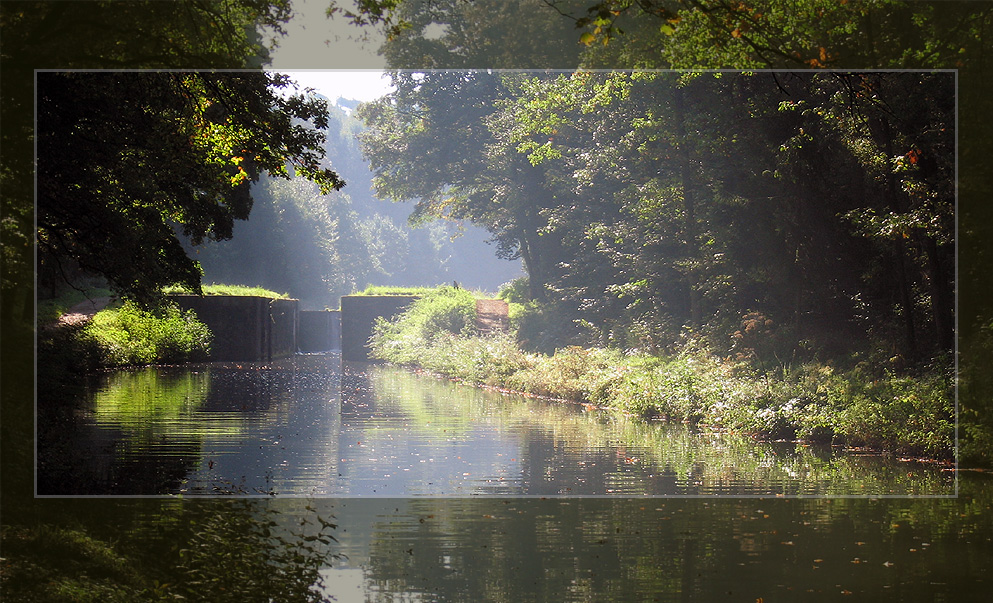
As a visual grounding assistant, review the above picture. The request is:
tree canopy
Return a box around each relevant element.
[359,70,955,361]
[36,71,342,304]
[1,0,304,318]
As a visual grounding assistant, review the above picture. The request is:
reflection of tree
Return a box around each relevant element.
[37,368,213,495]
[352,487,993,601]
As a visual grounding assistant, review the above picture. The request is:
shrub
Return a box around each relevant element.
[497,276,530,304]
[84,301,211,366]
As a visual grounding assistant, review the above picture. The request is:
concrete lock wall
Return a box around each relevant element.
[171,295,299,362]
[340,295,418,361]
[298,310,341,352]
[269,298,299,359]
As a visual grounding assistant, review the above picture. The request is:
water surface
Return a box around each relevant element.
[36,353,953,497]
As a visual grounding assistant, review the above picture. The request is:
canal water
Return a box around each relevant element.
[38,353,953,497]
[36,353,991,600]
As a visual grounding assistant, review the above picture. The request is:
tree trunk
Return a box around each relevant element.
[871,114,918,359]
[674,86,702,327]
[923,235,954,352]
[518,231,546,303]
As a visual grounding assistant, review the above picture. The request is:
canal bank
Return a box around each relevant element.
[368,289,956,463]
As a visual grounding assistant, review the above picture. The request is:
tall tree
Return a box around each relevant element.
[358,71,562,300]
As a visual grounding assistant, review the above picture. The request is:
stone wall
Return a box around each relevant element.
[171,295,299,362]
[340,295,418,361]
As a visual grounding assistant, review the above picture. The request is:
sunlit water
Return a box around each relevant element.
[37,353,953,497]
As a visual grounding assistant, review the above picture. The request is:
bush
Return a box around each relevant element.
[497,276,530,304]
[84,301,212,366]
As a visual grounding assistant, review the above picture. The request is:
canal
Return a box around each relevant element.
[34,353,990,600]
[37,353,952,497]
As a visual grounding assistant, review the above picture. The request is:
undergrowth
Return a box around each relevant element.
[82,301,212,367]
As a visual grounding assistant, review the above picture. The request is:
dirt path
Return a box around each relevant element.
[475,299,509,334]
[57,296,115,326]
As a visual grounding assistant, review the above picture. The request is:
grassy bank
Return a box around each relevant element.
[370,288,955,461]
[38,299,212,380]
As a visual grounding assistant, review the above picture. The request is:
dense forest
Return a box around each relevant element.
[358,70,954,365]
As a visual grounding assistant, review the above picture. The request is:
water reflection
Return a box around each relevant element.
[36,354,954,496]
[299,483,991,602]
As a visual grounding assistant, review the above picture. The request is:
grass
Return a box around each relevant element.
[354,284,496,297]
[369,288,955,460]
[164,283,289,298]
[354,285,439,296]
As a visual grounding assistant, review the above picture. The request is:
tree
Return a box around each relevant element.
[35,71,343,305]
[357,71,563,300]
[2,0,301,320]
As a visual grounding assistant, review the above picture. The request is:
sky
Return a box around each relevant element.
[277,70,395,103]
[263,0,394,102]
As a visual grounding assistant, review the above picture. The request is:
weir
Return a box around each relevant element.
[299,309,341,352]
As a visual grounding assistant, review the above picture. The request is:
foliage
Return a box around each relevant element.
[189,100,519,308]
[371,0,582,68]
[2,0,297,321]
[323,1,991,71]
[360,70,954,365]
[960,321,993,466]
[82,301,212,367]
[370,301,954,458]
[160,501,340,603]
[357,71,564,302]
[569,0,993,70]
[370,286,478,364]
[0,524,146,603]
[35,71,342,306]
